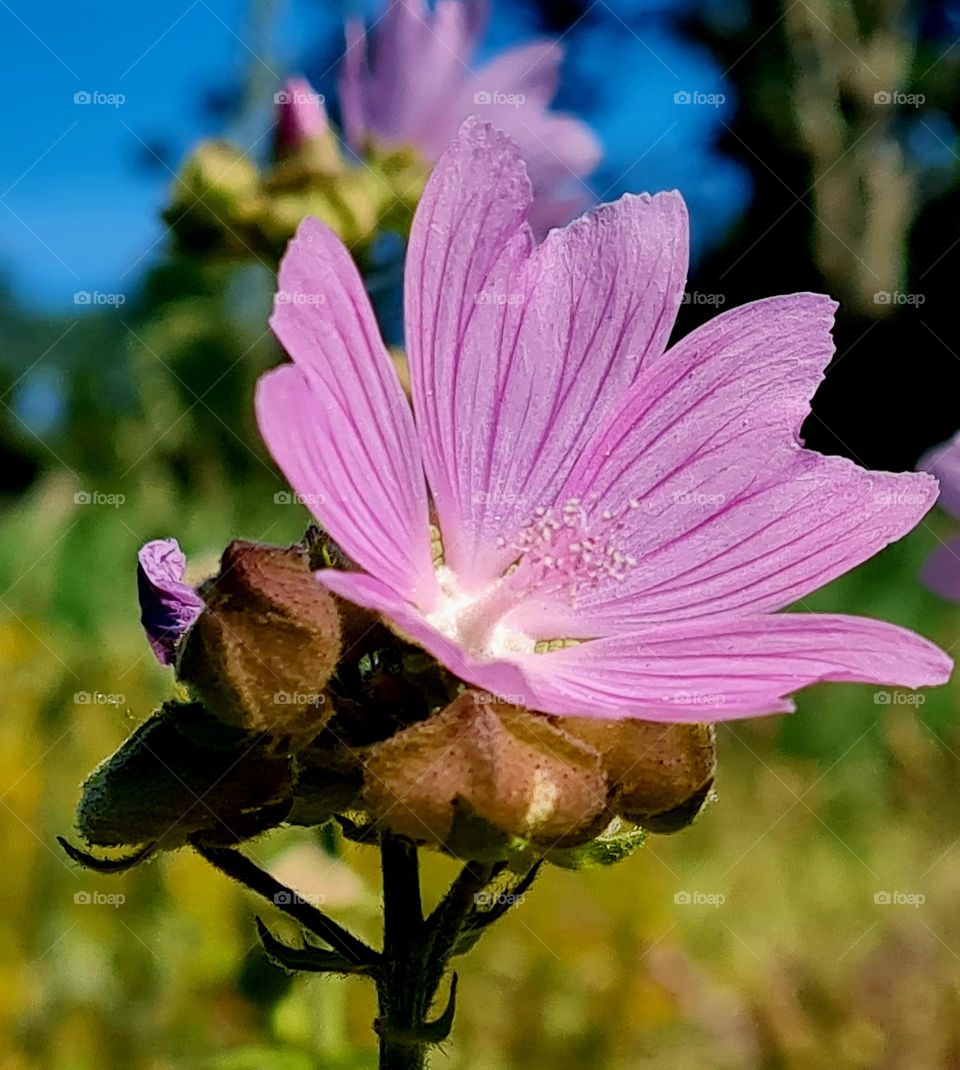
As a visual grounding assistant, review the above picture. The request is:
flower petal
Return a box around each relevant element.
[920,534,960,601]
[137,539,205,666]
[470,39,564,111]
[258,217,436,605]
[405,118,687,587]
[340,0,485,154]
[514,614,953,722]
[539,295,937,630]
[463,43,601,193]
[919,430,960,520]
[313,569,951,722]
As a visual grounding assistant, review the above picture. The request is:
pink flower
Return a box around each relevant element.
[918,431,960,600]
[256,118,951,722]
[339,0,599,235]
[137,539,205,666]
[275,77,328,157]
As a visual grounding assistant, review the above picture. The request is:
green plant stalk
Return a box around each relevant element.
[376,834,429,1070]
[178,834,535,1068]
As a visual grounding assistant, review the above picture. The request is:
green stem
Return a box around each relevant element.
[192,840,379,967]
[377,834,428,1070]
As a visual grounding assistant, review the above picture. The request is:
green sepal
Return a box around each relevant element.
[545,819,648,870]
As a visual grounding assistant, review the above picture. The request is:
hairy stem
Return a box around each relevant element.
[377,834,428,1070]
[192,839,379,967]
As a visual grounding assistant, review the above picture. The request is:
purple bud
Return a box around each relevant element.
[137,539,205,666]
[275,77,328,157]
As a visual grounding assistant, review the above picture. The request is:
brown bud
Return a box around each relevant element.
[563,718,716,833]
[178,540,341,749]
[76,701,292,849]
[362,692,608,854]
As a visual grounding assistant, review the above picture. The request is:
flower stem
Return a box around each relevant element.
[186,831,538,1068]
[377,834,428,1070]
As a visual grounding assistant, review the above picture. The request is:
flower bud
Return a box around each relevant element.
[362,691,608,856]
[562,718,716,833]
[177,540,341,749]
[164,140,262,255]
[275,77,328,158]
[76,701,292,849]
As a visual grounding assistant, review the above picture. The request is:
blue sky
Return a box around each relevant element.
[0,0,748,309]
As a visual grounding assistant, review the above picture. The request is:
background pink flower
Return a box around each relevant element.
[918,431,960,600]
[339,0,600,235]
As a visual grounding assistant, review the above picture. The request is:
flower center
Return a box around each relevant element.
[425,498,637,661]
[426,565,536,660]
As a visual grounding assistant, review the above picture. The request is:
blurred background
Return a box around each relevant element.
[4,0,960,1067]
